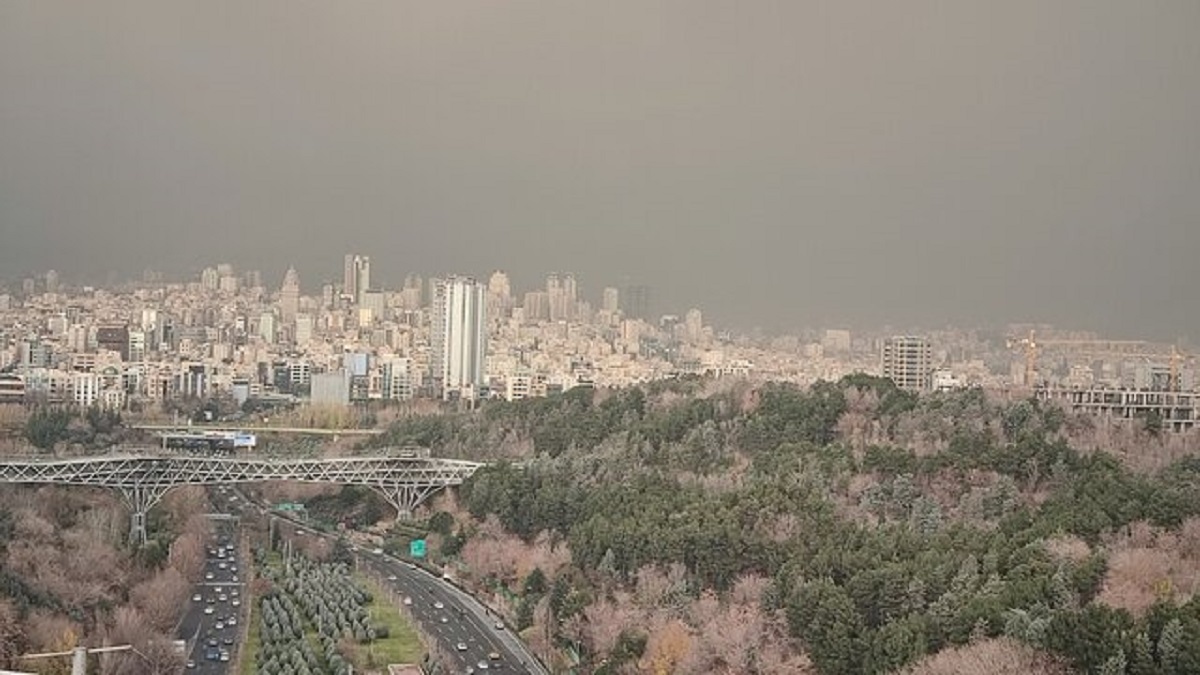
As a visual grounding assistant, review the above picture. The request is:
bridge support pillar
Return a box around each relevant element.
[376,483,441,522]
[117,485,170,545]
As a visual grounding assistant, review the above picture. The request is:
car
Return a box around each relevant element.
[493,621,504,630]
[232,599,241,607]
[214,621,224,630]
[372,548,383,555]
[204,648,220,662]
[218,562,227,570]
[227,616,237,626]
[219,594,228,602]
[440,616,448,624]
[223,637,234,646]
[433,601,444,609]
[405,562,416,570]
[220,652,230,663]
[489,652,501,661]
[204,606,214,615]
[456,643,467,652]
[403,597,412,606]
[476,662,489,670]
[230,565,238,572]
[232,575,239,582]
[207,638,218,647]
[231,589,239,597]
[387,574,398,581]
[205,572,214,580]
[186,660,196,669]
[192,593,202,602]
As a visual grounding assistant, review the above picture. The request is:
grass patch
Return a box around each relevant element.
[238,551,280,675]
[353,573,424,666]
[238,615,262,675]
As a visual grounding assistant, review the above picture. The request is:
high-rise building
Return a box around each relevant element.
[684,308,704,344]
[523,291,549,322]
[601,287,620,314]
[200,267,220,291]
[882,336,934,392]
[547,273,578,322]
[279,267,300,322]
[431,276,487,400]
[487,271,512,319]
[400,274,423,310]
[624,284,651,321]
[44,270,60,294]
[343,254,370,304]
[295,313,314,346]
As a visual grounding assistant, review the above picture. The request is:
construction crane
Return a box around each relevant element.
[1006,330,1190,389]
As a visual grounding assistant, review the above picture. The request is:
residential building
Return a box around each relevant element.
[431,276,487,400]
[882,336,933,392]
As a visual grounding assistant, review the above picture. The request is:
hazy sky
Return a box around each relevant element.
[1,2,1197,340]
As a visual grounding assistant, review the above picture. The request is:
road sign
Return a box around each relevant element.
[409,539,427,558]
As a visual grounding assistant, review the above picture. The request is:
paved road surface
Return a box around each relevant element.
[177,491,247,674]
[251,498,548,675]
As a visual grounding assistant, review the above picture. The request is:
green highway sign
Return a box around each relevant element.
[409,539,427,558]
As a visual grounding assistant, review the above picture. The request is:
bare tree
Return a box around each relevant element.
[131,568,189,633]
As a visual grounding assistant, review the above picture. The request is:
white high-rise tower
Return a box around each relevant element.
[343,254,370,304]
[431,276,487,400]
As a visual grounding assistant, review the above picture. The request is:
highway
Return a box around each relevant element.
[356,551,544,674]
[241,494,548,675]
[177,505,246,675]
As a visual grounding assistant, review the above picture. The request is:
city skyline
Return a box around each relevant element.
[1,2,1197,341]
[3,260,1197,347]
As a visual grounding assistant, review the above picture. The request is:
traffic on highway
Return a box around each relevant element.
[357,551,538,674]
[177,491,246,674]
[188,484,547,675]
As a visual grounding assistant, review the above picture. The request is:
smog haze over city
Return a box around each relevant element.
[1,1,1198,340]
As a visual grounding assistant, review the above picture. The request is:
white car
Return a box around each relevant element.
[192,594,202,602]
[205,572,214,580]
[214,621,224,630]
[433,601,444,609]
[204,606,214,615]
[403,597,412,606]
[456,643,467,652]
[387,574,397,581]
[232,599,241,607]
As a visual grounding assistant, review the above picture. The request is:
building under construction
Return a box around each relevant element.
[1035,386,1197,433]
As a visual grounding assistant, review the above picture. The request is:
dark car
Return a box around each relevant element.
[205,648,221,662]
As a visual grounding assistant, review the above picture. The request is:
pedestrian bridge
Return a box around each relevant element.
[0,451,484,543]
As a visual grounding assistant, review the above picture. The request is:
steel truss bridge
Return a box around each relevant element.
[0,452,484,543]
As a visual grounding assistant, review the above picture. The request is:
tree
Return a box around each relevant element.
[787,579,863,675]
[24,407,71,451]
[523,567,548,597]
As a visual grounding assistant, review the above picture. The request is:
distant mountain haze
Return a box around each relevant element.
[0,2,1197,341]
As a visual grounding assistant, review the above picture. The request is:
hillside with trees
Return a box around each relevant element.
[362,377,1200,674]
[0,484,212,672]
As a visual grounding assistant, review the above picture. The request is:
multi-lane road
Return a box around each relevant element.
[354,549,546,674]
[177,507,246,675]
[220,486,548,675]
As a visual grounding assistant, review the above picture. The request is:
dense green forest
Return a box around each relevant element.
[373,376,1200,674]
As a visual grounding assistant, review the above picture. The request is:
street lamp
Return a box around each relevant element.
[19,644,174,675]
